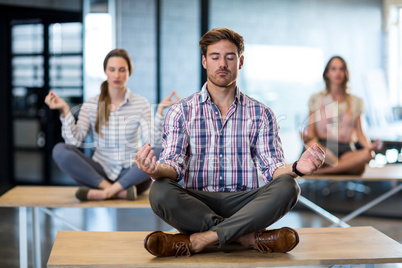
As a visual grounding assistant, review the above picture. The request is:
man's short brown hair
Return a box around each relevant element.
[199,27,244,57]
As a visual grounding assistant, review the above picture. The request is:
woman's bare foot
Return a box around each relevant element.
[86,189,108,200]
[115,189,127,199]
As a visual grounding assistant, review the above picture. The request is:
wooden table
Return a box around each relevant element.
[3,165,402,267]
[0,186,152,268]
[297,164,402,227]
[47,226,402,267]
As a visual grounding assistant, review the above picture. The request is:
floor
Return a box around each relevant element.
[1,180,402,268]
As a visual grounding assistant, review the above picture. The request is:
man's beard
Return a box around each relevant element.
[207,70,237,88]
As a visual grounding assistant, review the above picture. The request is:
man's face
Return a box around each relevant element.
[202,40,244,88]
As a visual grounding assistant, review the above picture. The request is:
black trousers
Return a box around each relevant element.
[149,174,300,247]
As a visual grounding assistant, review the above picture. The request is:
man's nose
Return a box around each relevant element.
[218,58,227,68]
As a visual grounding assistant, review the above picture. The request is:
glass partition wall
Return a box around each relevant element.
[209,0,384,162]
[11,19,83,184]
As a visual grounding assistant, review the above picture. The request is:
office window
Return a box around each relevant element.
[49,23,83,96]
[49,22,82,54]
[11,20,83,184]
[49,22,83,103]
[50,56,82,87]
[12,56,44,87]
[12,24,44,54]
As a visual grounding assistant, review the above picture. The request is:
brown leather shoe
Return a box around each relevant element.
[254,227,299,253]
[144,231,191,257]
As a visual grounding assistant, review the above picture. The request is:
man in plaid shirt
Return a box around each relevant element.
[136,27,325,257]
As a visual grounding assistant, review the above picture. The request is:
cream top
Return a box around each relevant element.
[308,91,363,143]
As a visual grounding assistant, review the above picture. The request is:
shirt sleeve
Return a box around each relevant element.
[139,100,152,145]
[254,107,286,183]
[352,95,364,118]
[60,102,92,147]
[152,113,164,147]
[308,93,320,111]
[157,104,188,181]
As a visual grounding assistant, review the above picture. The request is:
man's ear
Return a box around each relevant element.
[202,55,207,69]
[239,55,244,70]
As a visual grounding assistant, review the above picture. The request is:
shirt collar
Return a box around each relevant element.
[201,83,210,103]
[201,82,242,105]
[122,89,131,105]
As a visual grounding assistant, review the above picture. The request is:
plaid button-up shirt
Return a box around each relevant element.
[158,84,285,192]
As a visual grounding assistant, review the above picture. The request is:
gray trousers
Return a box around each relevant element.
[52,142,161,193]
[149,174,300,246]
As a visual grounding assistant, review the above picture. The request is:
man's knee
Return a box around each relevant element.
[273,174,301,198]
[149,178,181,209]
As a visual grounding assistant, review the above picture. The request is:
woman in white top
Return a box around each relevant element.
[45,48,179,200]
[303,56,380,175]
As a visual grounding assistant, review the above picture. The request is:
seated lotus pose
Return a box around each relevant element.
[45,48,179,201]
[135,28,325,257]
[302,56,381,175]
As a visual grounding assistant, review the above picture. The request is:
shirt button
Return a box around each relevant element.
[215,112,218,114]
[219,154,223,157]
[220,176,223,180]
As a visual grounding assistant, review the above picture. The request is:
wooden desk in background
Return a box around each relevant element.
[297,164,402,227]
[0,186,153,268]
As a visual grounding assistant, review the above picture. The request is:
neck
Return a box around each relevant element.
[329,84,345,98]
[108,87,126,103]
[207,82,236,115]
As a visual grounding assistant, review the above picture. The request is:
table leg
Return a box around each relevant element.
[19,207,27,268]
[40,208,82,231]
[298,195,350,227]
[32,207,42,268]
[330,183,402,227]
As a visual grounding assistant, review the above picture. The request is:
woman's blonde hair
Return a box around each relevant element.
[95,48,133,137]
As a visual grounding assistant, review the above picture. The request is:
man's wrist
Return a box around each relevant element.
[292,161,305,177]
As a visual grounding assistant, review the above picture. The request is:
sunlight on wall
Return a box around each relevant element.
[243,44,323,122]
[242,45,324,162]
[84,13,113,100]
[245,45,323,84]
